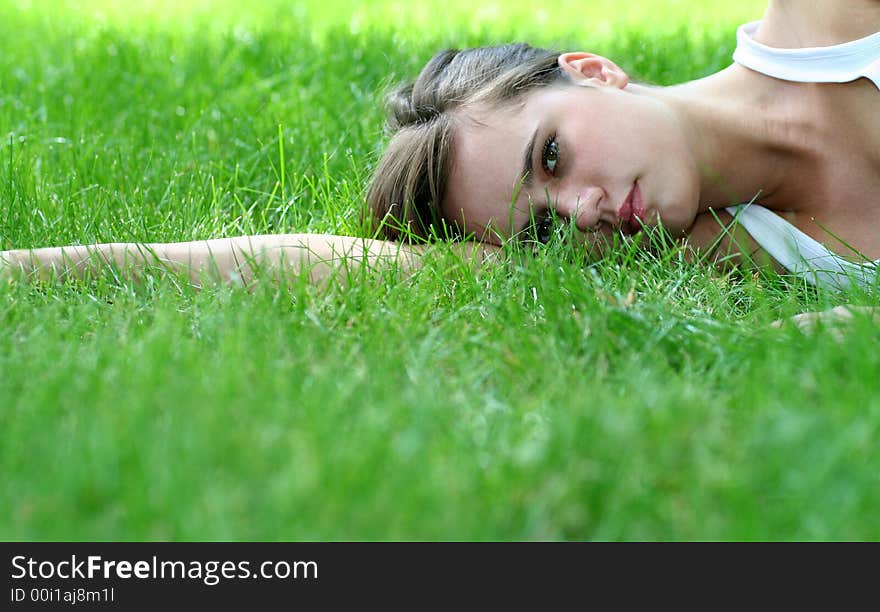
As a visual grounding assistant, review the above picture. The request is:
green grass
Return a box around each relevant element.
[2,0,879,540]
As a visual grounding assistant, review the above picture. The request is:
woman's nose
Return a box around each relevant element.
[554,186,604,231]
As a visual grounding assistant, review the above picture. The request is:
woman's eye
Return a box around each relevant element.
[536,215,555,244]
[541,134,559,175]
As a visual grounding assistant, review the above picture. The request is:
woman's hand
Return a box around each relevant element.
[773,305,880,337]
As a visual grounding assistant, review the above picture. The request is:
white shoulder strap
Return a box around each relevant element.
[725,204,878,290]
[733,21,880,90]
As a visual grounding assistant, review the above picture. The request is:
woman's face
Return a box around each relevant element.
[442,53,701,247]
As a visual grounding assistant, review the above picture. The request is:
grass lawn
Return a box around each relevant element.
[2,0,879,540]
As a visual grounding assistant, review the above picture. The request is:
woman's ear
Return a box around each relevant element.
[558,52,629,89]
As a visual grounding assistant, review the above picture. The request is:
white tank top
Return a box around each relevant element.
[725,21,880,289]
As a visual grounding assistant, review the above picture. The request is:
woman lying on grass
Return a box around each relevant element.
[2,0,879,303]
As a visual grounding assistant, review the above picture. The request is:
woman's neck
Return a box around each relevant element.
[638,64,822,213]
[757,0,880,47]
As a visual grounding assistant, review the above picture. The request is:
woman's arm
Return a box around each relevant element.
[0,234,499,288]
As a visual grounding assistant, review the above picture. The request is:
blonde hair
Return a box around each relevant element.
[366,44,564,241]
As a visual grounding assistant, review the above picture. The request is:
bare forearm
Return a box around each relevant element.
[0,234,427,287]
[3,241,185,283]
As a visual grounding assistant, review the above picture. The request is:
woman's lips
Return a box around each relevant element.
[617,181,645,233]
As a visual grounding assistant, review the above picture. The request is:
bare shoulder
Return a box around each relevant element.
[756,0,880,48]
[684,210,788,274]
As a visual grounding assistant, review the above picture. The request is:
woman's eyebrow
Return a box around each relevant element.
[520,127,538,189]
[510,127,540,240]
